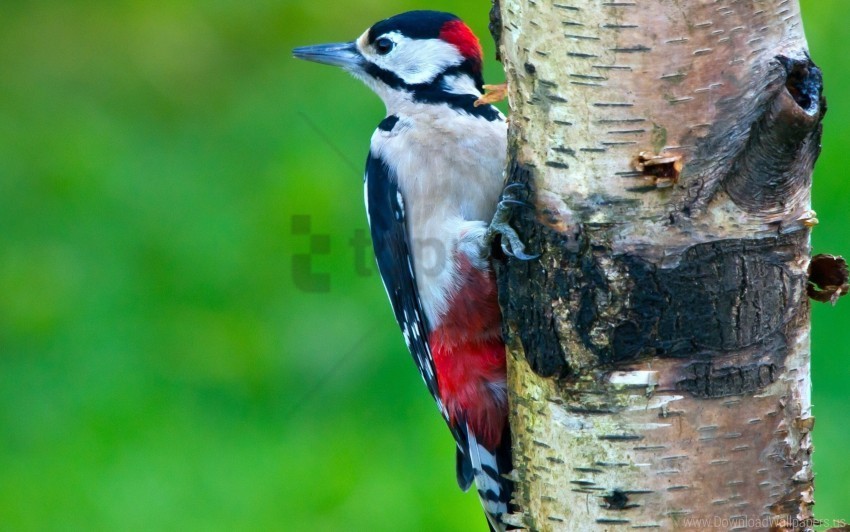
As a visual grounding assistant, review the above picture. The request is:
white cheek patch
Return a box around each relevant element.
[442,73,480,95]
[359,31,465,86]
[392,37,464,84]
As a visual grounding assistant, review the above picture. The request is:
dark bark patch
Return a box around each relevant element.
[807,254,849,304]
[496,161,570,378]
[676,361,777,398]
[610,234,804,362]
[497,162,807,380]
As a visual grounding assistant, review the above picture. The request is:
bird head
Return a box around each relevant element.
[293,11,486,110]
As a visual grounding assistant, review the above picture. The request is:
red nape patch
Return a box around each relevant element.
[439,20,483,66]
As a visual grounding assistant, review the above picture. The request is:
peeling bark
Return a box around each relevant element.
[492,1,824,529]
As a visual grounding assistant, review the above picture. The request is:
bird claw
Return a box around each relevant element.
[501,183,526,194]
[498,198,529,209]
[497,227,539,260]
[485,185,539,261]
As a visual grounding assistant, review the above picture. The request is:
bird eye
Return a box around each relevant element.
[374,37,394,55]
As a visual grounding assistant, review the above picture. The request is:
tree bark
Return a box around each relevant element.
[491,0,826,529]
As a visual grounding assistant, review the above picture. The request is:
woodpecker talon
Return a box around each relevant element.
[500,234,539,261]
[487,201,539,261]
[485,183,538,260]
[502,231,540,260]
[498,198,533,210]
[501,182,526,194]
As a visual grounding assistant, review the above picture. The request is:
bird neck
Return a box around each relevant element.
[378,71,498,120]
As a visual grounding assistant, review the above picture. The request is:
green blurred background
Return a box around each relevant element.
[0,0,846,530]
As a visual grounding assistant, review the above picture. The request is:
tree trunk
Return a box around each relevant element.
[492,0,826,529]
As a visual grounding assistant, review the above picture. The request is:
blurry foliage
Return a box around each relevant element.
[0,0,846,529]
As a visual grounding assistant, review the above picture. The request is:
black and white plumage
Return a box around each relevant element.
[295,11,521,530]
[365,120,512,532]
[363,146,446,420]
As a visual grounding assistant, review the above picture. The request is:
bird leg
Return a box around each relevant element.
[484,183,539,261]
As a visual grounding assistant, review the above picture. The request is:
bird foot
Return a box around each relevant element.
[475,83,509,107]
[485,183,538,261]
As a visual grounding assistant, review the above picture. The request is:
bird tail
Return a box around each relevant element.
[458,425,514,531]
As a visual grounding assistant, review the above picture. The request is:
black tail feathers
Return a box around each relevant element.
[455,425,516,531]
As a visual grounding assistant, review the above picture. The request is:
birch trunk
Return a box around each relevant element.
[491,1,825,529]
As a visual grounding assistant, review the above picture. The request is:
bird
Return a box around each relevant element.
[293,11,534,530]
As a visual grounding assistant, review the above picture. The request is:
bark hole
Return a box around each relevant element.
[807,254,849,304]
[778,55,824,115]
[633,152,683,189]
[602,489,632,511]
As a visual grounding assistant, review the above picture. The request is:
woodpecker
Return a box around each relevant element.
[294,11,533,530]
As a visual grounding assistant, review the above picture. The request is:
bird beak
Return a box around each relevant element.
[292,42,363,70]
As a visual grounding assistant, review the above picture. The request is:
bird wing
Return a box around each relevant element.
[363,149,470,460]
